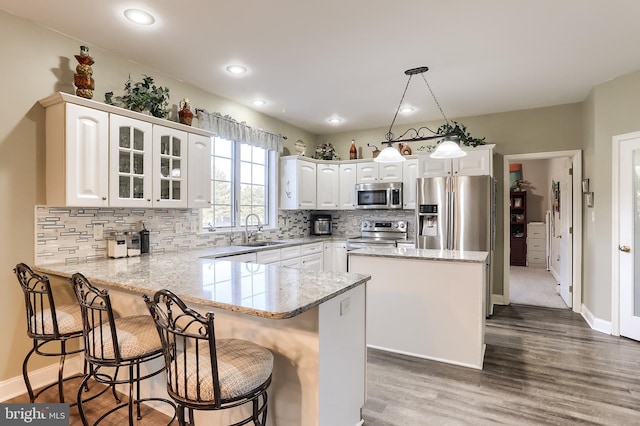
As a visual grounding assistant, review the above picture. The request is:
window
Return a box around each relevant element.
[201,137,274,231]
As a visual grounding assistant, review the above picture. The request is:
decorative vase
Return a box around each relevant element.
[74,45,95,99]
[178,98,193,126]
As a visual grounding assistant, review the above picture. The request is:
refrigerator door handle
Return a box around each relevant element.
[448,190,455,250]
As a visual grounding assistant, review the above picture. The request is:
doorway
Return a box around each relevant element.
[612,131,640,339]
[502,150,582,313]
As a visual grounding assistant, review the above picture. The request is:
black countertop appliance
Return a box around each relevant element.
[310,214,332,235]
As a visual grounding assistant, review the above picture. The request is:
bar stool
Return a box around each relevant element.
[14,263,85,405]
[71,273,175,425]
[144,289,273,426]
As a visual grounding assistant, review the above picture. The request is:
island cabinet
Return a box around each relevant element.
[39,92,213,208]
[349,247,488,370]
[36,252,370,426]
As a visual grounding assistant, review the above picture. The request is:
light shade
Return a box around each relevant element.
[430,139,467,159]
[374,146,406,163]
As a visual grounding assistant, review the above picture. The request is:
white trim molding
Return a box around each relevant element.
[581,303,613,335]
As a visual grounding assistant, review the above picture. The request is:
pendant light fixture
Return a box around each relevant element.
[376,66,466,162]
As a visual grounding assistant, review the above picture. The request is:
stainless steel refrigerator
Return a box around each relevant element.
[416,175,495,316]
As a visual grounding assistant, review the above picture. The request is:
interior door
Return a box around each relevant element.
[619,137,640,340]
[559,159,573,307]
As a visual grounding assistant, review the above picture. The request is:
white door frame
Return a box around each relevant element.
[611,131,640,336]
[503,150,583,313]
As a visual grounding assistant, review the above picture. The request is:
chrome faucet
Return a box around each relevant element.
[244,213,263,243]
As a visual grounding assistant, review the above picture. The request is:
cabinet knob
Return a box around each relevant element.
[102,197,107,200]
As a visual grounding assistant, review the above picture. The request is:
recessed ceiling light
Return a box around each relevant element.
[252,99,267,106]
[328,117,343,124]
[400,106,415,113]
[226,65,247,75]
[124,9,155,25]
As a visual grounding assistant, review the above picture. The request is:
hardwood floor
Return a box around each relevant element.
[8,304,640,425]
[5,379,174,425]
[363,304,640,425]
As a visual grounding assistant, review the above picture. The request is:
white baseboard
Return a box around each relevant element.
[491,294,506,307]
[0,355,84,402]
[581,303,612,335]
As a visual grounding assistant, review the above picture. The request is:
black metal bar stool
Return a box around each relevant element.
[144,289,273,426]
[71,273,175,425]
[14,263,85,405]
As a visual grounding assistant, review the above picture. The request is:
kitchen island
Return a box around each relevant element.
[348,247,488,370]
[36,250,370,426]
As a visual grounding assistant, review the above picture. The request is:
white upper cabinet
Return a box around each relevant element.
[187,134,212,208]
[356,161,378,183]
[339,163,357,209]
[109,114,153,207]
[378,162,403,182]
[280,156,316,209]
[45,102,109,207]
[153,127,188,208]
[357,160,403,183]
[418,145,494,177]
[40,93,215,208]
[316,163,339,209]
[402,158,419,209]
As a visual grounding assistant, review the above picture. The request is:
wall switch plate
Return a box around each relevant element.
[340,297,351,316]
[93,223,103,240]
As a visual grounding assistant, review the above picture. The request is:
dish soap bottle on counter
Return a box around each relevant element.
[350,139,357,160]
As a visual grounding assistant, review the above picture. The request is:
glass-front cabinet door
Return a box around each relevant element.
[153,126,188,208]
[109,114,153,207]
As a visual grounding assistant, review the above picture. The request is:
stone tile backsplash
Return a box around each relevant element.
[34,206,415,265]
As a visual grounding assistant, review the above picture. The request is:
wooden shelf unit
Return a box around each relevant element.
[509,191,527,266]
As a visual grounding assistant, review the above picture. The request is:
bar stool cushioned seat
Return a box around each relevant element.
[87,315,162,360]
[14,263,85,405]
[144,289,273,426]
[174,338,273,401]
[71,273,175,425]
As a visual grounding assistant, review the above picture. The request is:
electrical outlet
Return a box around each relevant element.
[340,297,351,316]
[93,223,104,240]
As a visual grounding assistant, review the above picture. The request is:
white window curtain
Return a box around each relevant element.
[196,109,284,153]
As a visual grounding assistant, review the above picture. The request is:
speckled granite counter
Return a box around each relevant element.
[35,247,369,319]
[348,247,488,263]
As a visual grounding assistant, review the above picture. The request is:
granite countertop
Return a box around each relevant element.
[348,247,488,263]
[35,245,369,320]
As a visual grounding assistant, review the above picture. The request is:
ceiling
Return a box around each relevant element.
[3,0,640,136]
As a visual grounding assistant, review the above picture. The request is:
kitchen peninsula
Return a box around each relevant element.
[36,249,370,426]
[349,247,488,370]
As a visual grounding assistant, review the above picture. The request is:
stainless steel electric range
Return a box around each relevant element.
[346,220,409,251]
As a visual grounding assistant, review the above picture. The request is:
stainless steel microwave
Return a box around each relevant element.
[354,182,403,209]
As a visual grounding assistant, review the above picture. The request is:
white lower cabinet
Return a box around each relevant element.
[323,241,347,272]
[229,242,333,270]
[300,242,324,270]
[256,249,282,265]
[280,246,301,268]
[301,252,323,270]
